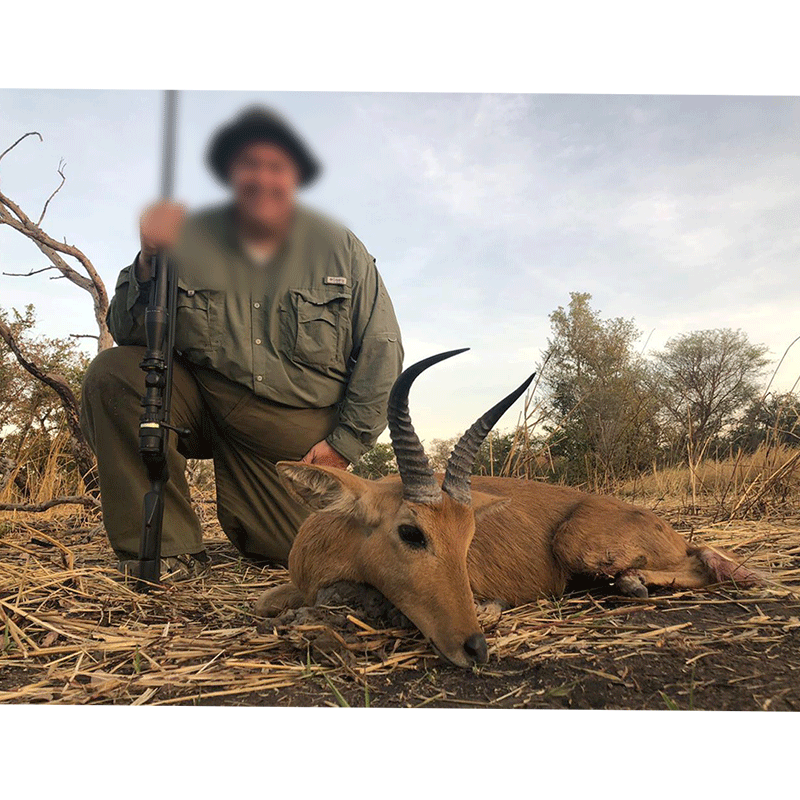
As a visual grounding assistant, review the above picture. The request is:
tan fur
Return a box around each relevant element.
[254,465,759,667]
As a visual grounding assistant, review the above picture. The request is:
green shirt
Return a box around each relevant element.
[107,203,404,464]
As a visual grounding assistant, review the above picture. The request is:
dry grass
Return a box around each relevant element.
[2,428,800,707]
[0,510,435,705]
[615,444,800,518]
[1,498,799,707]
[0,429,87,511]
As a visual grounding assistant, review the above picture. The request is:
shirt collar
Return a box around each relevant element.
[222,201,307,265]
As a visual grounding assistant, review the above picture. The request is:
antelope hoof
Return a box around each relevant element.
[616,571,649,598]
[476,599,506,627]
[254,582,304,617]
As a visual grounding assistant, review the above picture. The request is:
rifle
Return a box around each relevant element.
[136,90,188,590]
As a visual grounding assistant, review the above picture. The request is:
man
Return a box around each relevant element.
[81,106,404,580]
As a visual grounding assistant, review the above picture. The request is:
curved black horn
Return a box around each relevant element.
[388,349,469,504]
[442,372,536,505]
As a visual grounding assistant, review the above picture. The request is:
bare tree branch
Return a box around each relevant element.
[38,159,67,225]
[0,131,42,163]
[0,495,100,513]
[0,132,112,351]
[3,266,61,278]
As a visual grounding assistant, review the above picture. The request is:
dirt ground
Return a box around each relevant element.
[1,508,799,709]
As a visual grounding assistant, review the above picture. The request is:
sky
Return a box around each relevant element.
[1,90,799,444]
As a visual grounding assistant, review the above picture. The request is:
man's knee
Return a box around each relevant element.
[82,345,146,401]
[215,501,297,565]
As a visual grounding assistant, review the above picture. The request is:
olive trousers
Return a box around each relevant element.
[80,346,338,563]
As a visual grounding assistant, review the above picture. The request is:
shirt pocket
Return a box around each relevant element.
[289,287,350,369]
[174,278,221,358]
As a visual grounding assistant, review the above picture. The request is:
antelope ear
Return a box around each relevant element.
[471,490,511,522]
[277,462,370,515]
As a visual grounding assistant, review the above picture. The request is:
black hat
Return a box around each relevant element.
[206,105,321,186]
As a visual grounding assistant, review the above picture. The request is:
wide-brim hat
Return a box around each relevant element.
[206,105,321,186]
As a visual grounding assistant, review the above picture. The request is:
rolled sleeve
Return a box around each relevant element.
[327,253,403,464]
[327,424,371,465]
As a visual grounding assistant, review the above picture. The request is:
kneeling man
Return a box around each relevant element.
[81,106,404,579]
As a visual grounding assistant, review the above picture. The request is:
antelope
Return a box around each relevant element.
[255,349,759,668]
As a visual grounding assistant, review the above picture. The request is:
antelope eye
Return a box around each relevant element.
[398,524,427,549]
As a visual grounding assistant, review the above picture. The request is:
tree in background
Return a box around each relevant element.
[351,442,398,479]
[427,431,518,478]
[541,292,662,485]
[727,391,800,453]
[425,437,456,473]
[0,306,91,494]
[651,328,769,457]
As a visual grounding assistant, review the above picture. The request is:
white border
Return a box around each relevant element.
[2,1,797,794]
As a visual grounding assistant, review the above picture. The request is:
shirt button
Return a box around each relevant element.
[187,289,195,296]
[256,375,263,382]
[254,338,262,345]
[253,302,261,309]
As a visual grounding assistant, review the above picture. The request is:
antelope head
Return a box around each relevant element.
[277,350,534,668]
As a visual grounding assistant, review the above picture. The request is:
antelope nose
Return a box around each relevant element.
[463,633,488,665]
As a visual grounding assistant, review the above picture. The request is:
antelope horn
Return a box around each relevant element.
[442,372,536,505]
[387,348,469,504]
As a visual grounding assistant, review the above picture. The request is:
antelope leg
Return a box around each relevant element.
[254,582,304,617]
[615,570,649,598]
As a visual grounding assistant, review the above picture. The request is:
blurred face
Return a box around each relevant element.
[228,141,300,229]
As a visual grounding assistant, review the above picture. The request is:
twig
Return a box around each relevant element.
[0,495,100,513]
[38,159,67,225]
[3,266,60,278]
[0,131,42,163]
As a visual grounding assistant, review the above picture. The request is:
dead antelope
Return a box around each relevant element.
[256,349,759,667]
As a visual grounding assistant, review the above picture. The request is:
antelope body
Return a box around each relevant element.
[256,350,758,668]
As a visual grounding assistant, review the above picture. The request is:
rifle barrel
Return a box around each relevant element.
[160,90,178,201]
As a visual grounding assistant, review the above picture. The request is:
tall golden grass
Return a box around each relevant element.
[0,427,89,521]
[615,444,800,517]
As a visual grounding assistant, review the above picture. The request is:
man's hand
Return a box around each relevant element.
[301,440,350,470]
[136,201,187,282]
